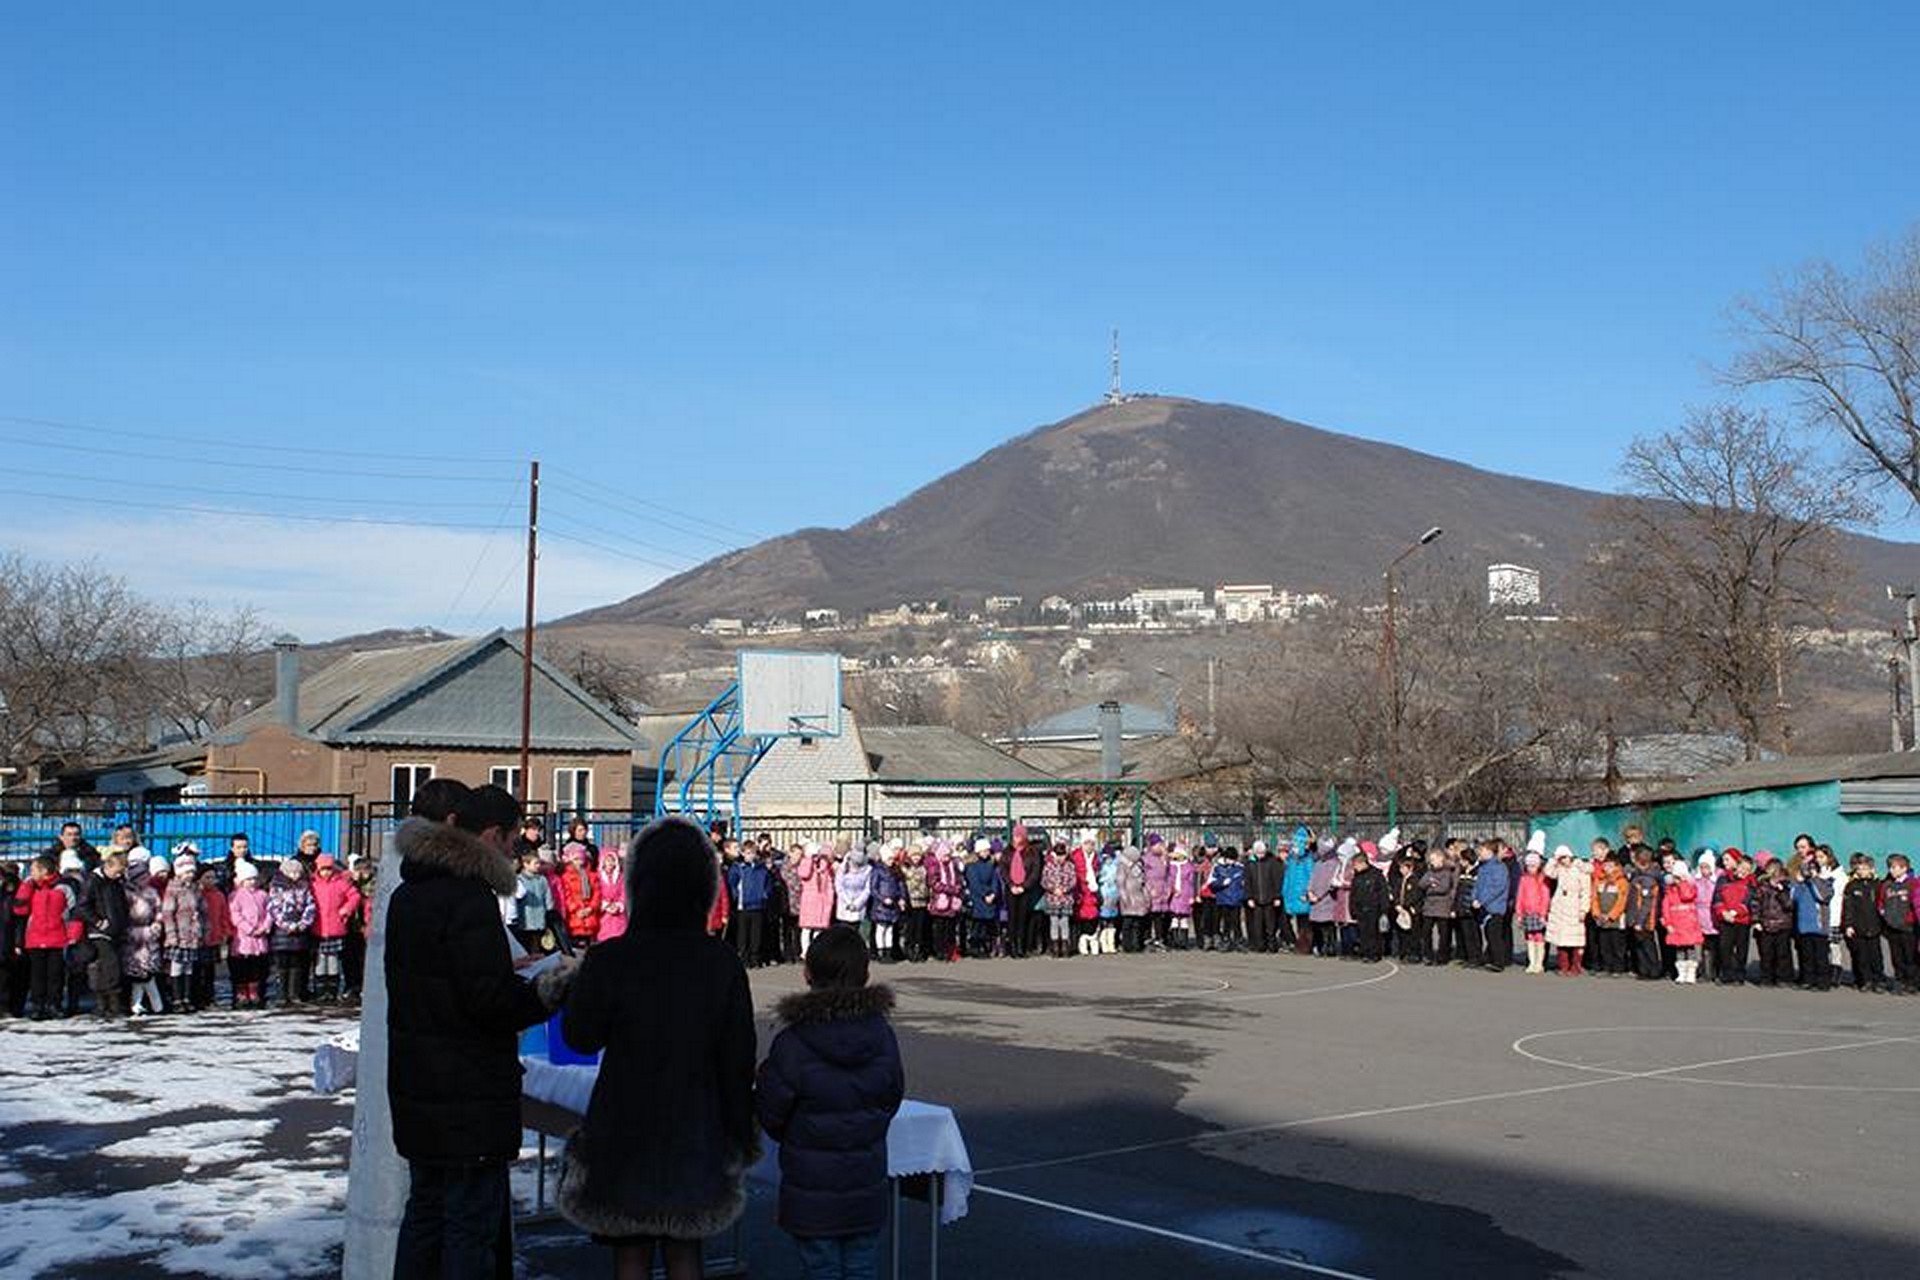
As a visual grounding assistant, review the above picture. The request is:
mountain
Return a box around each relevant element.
[558,397,1919,626]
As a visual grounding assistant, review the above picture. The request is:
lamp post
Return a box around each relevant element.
[1382,526,1444,790]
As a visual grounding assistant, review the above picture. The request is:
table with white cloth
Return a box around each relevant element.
[519,1058,972,1279]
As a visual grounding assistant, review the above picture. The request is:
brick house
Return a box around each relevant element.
[204,631,647,818]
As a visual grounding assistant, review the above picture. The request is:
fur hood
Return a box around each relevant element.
[774,983,895,1027]
[395,816,516,896]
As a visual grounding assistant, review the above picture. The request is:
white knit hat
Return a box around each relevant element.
[1526,831,1548,857]
[58,850,84,874]
[233,860,260,883]
[973,838,992,854]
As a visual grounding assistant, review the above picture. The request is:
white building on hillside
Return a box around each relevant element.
[1215,583,1276,623]
[1126,586,1206,619]
[984,595,1023,614]
[1488,564,1543,608]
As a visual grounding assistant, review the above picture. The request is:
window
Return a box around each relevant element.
[489,765,522,796]
[553,767,592,816]
[391,763,435,811]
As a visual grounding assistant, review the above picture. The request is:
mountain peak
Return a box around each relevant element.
[557,398,1913,628]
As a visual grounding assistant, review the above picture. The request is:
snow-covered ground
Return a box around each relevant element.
[0,1010,359,1279]
[0,1009,569,1279]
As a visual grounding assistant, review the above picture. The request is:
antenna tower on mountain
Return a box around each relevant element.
[1105,328,1123,405]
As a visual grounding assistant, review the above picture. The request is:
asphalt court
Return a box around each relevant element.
[745,950,1920,1279]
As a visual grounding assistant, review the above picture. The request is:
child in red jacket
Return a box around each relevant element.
[14,856,73,1020]
[559,842,603,949]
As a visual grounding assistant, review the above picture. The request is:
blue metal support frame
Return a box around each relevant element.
[653,681,778,824]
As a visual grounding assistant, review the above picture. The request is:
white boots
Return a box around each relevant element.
[1676,959,1698,984]
[1526,940,1546,973]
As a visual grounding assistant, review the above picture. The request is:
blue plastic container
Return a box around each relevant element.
[518,1020,549,1058]
[546,1010,600,1066]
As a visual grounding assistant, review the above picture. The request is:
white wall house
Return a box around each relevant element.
[1488,563,1543,608]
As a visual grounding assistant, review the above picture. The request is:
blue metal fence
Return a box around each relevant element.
[0,795,353,865]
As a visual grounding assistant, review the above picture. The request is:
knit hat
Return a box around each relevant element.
[1553,844,1574,862]
[1250,840,1268,856]
[149,854,171,875]
[972,838,991,855]
[234,860,260,883]
[562,841,590,863]
[315,853,338,870]
[1378,828,1402,856]
[174,853,198,875]
[172,840,200,859]
[58,850,84,874]
[1753,849,1776,867]
[1202,832,1220,850]
[1526,831,1548,857]
[1696,849,1717,871]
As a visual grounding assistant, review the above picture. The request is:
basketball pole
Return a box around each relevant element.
[519,459,540,807]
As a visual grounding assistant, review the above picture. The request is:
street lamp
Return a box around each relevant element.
[1382,527,1444,789]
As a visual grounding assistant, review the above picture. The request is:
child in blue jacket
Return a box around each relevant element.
[1209,848,1249,952]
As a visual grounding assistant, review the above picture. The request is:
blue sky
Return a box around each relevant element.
[4,3,1917,635]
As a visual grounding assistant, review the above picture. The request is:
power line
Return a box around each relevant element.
[441,489,524,629]
[0,486,503,532]
[542,527,697,574]
[2,464,509,509]
[540,508,707,568]
[542,477,747,553]
[0,412,522,467]
[544,465,767,543]
[0,430,522,484]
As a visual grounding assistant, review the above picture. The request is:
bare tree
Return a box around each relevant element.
[0,552,156,776]
[1580,404,1869,756]
[1730,227,1920,507]
[139,605,272,744]
[555,644,654,720]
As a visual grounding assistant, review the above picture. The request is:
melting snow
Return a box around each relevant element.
[0,1011,355,1278]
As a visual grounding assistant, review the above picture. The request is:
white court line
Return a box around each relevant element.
[976,1029,1918,1176]
[1214,961,1400,1003]
[1511,1025,1920,1093]
[971,1184,1377,1280]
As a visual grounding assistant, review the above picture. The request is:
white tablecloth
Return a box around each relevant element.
[518,1059,972,1224]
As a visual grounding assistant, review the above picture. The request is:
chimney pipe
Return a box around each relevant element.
[1099,700,1123,782]
[273,635,301,730]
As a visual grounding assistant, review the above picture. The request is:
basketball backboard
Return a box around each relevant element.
[738,650,843,739]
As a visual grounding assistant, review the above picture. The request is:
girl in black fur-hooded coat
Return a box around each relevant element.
[557,817,758,1279]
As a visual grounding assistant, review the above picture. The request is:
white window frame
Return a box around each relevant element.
[489,765,522,796]
[391,763,436,811]
[553,767,592,815]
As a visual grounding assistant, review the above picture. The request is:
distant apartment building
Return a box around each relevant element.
[864,605,912,629]
[1038,594,1073,616]
[984,595,1023,614]
[701,617,746,636]
[1488,564,1543,609]
[1126,586,1206,619]
[803,607,842,627]
[1270,589,1333,620]
[1215,583,1276,623]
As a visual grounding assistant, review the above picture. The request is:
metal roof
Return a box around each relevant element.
[1640,750,1920,804]
[860,726,1054,782]
[1018,701,1175,742]
[214,631,647,753]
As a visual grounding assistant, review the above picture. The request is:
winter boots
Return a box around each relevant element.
[1676,959,1699,985]
[1526,940,1546,974]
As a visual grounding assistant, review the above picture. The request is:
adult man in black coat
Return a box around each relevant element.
[387,784,574,1279]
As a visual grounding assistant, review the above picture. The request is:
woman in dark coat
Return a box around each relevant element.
[558,818,758,1280]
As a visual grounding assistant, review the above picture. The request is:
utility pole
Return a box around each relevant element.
[1890,586,1918,752]
[1889,652,1906,753]
[1206,654,1217,739]
[519,460,540,805]
[1382,526,1444,790]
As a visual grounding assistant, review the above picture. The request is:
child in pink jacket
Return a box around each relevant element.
[596,848,629,942]
[309,854,363,1005]
[226,861,271,1008]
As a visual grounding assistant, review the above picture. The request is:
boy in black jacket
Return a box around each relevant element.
[758,926,905,1280]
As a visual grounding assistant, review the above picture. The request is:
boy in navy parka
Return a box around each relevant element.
[757,925,905,1280]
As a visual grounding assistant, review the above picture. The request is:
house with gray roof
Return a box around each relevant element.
[204,631,647,819]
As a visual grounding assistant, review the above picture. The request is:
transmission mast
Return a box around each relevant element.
[1106,328,1123,404]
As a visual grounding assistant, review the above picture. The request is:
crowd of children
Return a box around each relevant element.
[552,821,1916,997]
[2,821,370,1020]
[12,814,1918,1022]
